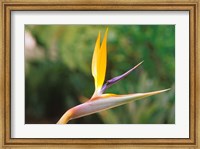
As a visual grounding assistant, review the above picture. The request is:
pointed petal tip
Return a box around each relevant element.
[140,60,144,64]
[149,88,171,94]
[142,88,171,97]
[159,88,171,92]
[133,61,144,69]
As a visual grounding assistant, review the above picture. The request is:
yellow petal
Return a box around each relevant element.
[92,32,100,88]
[97,28,108,89]
[90,93,117,101]
[91,28,108,91]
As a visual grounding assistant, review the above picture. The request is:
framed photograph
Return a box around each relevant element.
[0,0,199,148]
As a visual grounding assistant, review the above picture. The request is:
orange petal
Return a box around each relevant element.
[91,28,108,93]
[92,32,100,89]
[97,28,108,89]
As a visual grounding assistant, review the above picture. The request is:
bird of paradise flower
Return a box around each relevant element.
[57,28,170,124]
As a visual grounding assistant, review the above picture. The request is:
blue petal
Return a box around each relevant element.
[100,61,143,94]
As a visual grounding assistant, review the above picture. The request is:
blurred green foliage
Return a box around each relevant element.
[25,25,175,124]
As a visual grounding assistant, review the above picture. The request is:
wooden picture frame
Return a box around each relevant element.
[0,0,199,148]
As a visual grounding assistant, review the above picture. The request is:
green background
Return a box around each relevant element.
[25,25,175,124]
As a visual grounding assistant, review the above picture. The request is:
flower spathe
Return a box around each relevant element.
[57,28,170,124]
